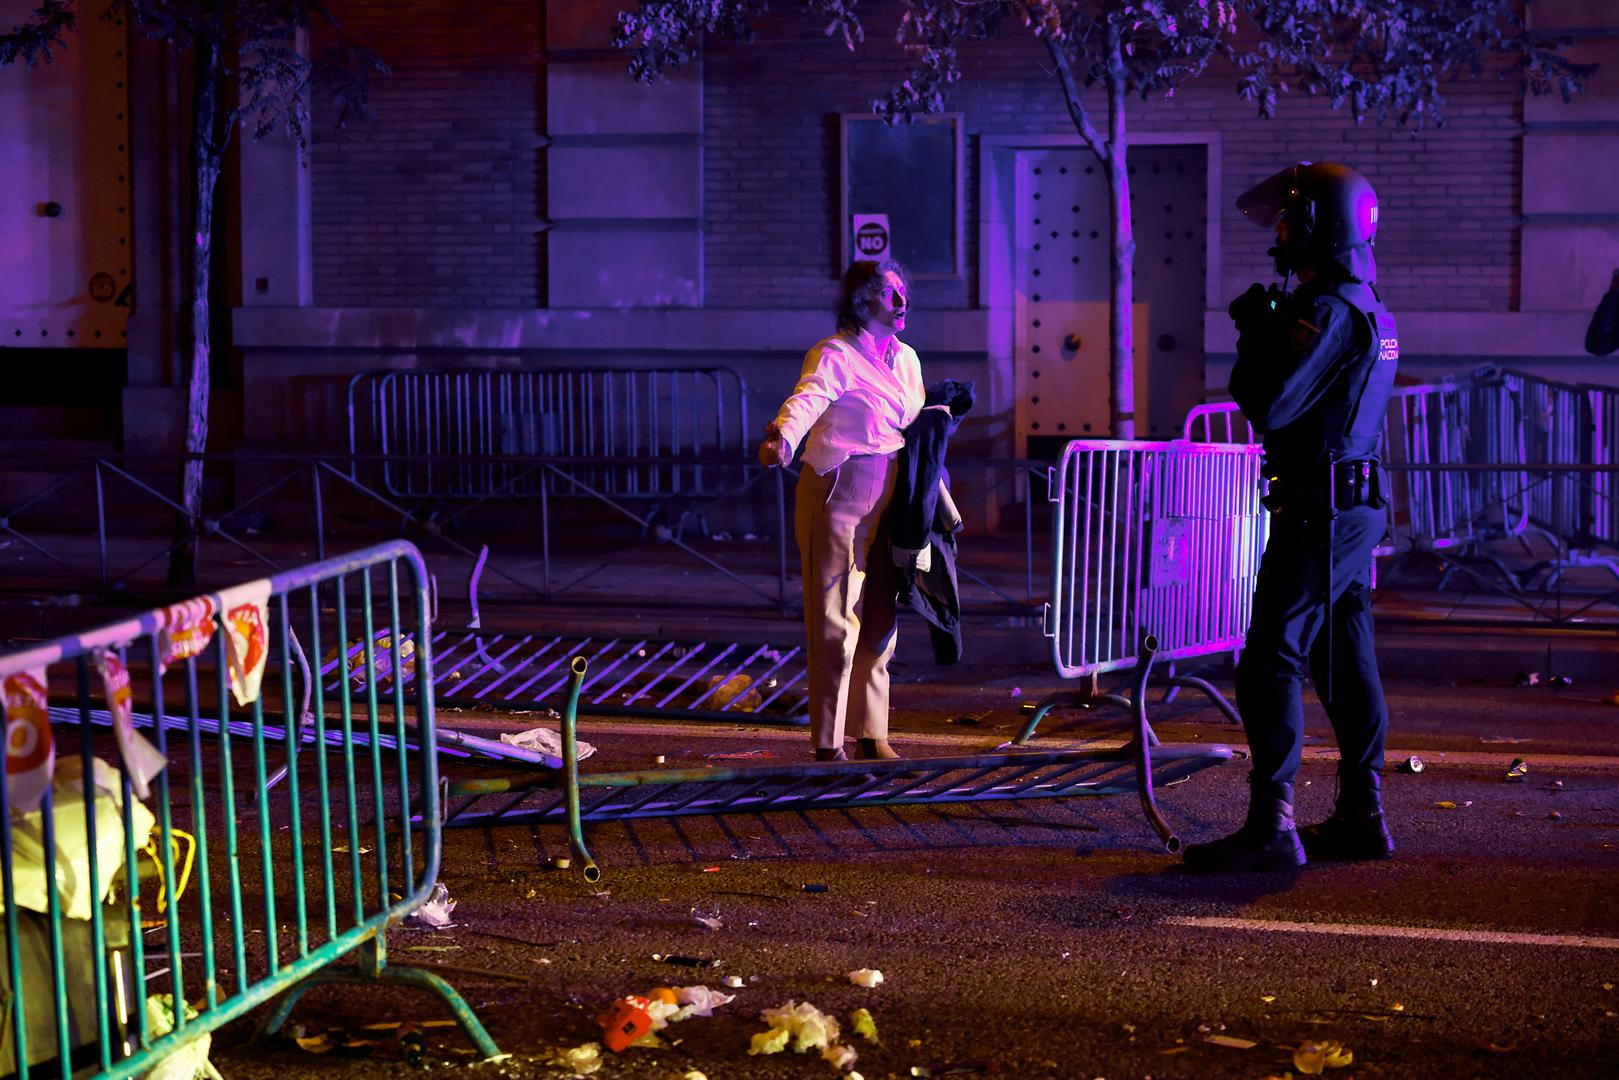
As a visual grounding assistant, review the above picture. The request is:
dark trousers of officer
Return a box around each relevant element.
[1236,502,1389,790]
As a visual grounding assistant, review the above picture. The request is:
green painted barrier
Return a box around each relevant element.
[0,540,496,1078]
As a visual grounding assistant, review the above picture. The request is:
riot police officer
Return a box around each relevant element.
[1183,162,1400,873]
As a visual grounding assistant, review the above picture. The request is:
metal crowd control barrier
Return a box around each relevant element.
[1378,375,1529,556]
[1182,402,1253,444]
[440,643,1234,875]
[347,366,751,502]
[1590,383,1619,549]
[0,540,497,1078]
[1024,439,1265,742]
[332,626,811,726]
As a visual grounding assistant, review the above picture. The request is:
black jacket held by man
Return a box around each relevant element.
[886,379,974,665]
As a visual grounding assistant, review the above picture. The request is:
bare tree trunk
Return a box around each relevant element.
[1104,25,1134,440]
[168,40,222,589]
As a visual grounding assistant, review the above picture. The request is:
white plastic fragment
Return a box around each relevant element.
[143,995,223,1080]
[406,881,457,928]
[674,985,737,1018]
[499,725,596,760]
[847,968,884,988]
[548,1041,603,1076]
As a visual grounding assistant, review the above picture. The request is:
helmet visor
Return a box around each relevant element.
[1236,164,1307,229]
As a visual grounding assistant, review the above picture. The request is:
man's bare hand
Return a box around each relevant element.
[758,421,791,468]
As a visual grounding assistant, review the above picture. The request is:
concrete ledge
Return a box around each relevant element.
[232,306,994,356]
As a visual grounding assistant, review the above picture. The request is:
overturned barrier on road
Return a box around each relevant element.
[336,625,810,727]
[0,541,496,1078]
[440,642,1233,878]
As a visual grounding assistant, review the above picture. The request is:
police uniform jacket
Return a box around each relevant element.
[1229,265,1399,493]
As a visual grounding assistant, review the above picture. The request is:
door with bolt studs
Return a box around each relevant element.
[1014,144,1208,453]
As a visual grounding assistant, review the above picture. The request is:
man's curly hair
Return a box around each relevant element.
[837,259,910,334]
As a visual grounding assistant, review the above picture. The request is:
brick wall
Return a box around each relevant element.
[310,1,544,307]
[306,2,1527,315]
[704,8,1525,313]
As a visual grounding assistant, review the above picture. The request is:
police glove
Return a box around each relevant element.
[1229,283,1288,331]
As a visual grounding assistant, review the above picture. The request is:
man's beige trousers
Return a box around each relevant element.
[794,452,899,752]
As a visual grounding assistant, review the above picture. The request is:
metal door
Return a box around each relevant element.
[1014,145,1208,448]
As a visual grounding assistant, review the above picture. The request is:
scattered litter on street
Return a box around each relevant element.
[705,673,764,711]
[848,968,884,988]
[500,725,595,760]
[547,1041,603,1075]
[145,995,223,1079]
[654,953,721,967]
[750,1000,860,1070]
[1205,1034,1257,1049]
[1293,1039,1354,1073]
[803,883,830,894]
[851,1007,879,1042]
[910,1060,996,1076]
[723,974,746,988]
[1398,756,1424,774]
[1505,758,1529,782]
[405,881,457,928]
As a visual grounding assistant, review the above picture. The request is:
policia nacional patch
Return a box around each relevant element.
[1290,317,1322,352]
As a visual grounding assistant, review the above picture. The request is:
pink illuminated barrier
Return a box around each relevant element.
[1043,440,1268,682]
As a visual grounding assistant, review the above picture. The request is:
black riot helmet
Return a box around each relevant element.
[1237,161,1379,277]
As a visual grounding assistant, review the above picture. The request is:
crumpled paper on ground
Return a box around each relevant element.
[750,1000,859,1070]
[144,995,223,1080]
[674,985,736,1019]
[704,673,763,711]
[406,881,456,928]
[499,725,596,761]
[548,1041,603,1076]
[848,968,884,988]
[1294,1040,1354,1074]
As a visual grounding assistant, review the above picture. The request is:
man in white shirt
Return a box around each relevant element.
[759,261,923,761]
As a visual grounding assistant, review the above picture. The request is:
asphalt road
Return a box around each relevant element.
[201,669,1619,1079]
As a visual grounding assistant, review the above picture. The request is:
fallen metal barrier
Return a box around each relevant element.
[0,540,496,1078]
[440,642,1234,878]
[347,366,751,502]
[331,626,811,726]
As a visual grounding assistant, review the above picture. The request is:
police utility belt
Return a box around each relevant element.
[1262,460,1384,517]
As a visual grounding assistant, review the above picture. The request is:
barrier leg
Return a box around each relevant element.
[1163,674,1242,726]
[256,937,501,1058]
[1014,680,1157,746]
[561,656,602,882]
[1130,635,1179,853]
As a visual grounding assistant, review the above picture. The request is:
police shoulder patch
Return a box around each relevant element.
[1289,317,1322,352]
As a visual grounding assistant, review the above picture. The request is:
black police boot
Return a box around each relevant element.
[1182,781,1307,872]
[1300,769,1394,860]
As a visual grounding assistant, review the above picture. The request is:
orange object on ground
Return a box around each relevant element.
[597,996,654,1053]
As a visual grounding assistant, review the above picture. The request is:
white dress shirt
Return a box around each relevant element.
[773,328,925,475]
